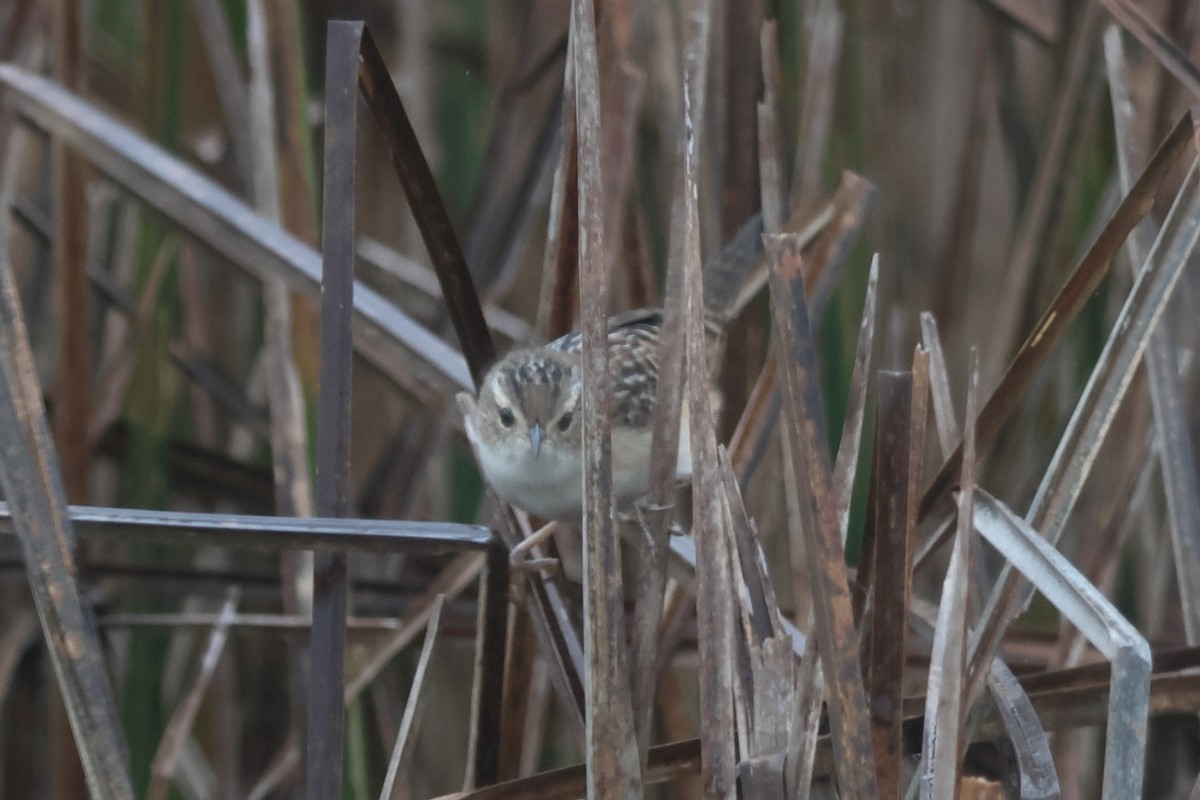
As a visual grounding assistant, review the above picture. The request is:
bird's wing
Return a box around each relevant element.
[547,313,661,427]
[546,308,663,354]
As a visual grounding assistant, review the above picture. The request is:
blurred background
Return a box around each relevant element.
[0,0,1198,797]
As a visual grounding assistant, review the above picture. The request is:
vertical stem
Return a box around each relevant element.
[306,21,362,799]
[868,370,913,796]
[50,7,91,796]
[51,0,90,503]
[572,0,642,796]
[469,538,509,787]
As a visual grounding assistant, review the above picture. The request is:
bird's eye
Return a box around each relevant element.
[557,411,573,432]
[498,407,516,428]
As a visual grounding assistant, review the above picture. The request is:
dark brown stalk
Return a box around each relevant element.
[436,82,593,743]
[731,179,872,492]
[307,21,361,797]
[51,0,90,503]
[765,234,878,798]
[355,29,497,384]
[866,370,914,797]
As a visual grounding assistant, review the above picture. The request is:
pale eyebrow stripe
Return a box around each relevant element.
[490,371,518,411]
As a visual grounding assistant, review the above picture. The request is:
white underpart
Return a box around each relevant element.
[476,435,585,521]
[475,414,693,521]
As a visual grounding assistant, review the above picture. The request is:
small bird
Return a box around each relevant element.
[457,309,694,521]
[457,213,765,522]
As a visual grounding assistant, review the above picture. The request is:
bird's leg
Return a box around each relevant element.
[508,521,561,588]
[509,519,561,568]
[509,557,560,579]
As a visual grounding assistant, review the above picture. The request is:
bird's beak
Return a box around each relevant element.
[528,423,543,459]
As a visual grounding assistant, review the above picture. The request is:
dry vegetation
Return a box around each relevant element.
[0,0,1199,798]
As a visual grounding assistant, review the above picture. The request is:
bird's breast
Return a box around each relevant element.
[475,439,584,520]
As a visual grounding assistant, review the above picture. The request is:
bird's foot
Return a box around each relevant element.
[509,520,560,567]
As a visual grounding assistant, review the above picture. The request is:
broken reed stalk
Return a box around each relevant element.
[832,255,879,543]
[766,233,879,798]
